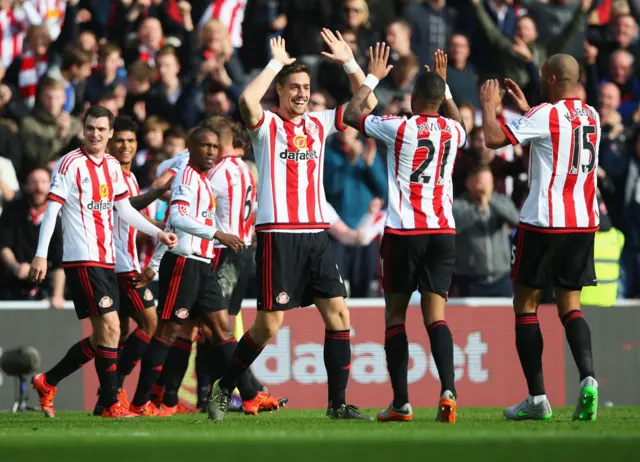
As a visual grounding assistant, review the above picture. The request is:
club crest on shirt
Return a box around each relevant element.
[51,174,63,189]
[99,184,109,198]
[175,308,189,319]
[99,296,113,309]
[276,291,290,305]
[306,121,319,136]
[143,289,153,301]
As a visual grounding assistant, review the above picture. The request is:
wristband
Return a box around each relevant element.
[363,74,379,91]
[342,59,360,75]
[266,59,284,74]
[445,84,453,101]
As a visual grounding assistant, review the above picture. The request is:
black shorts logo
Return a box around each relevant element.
[99,296,113,308]
[276,292,290,305]
[174,308,189,319]
[143,289,153,301]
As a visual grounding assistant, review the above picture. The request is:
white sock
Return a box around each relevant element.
[530,394,547,405]
[580,377,598,388]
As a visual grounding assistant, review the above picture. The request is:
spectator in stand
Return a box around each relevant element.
[162,126,186,157]
[0,1,29,70]
[146,46,201,129]
[385,19,413,66]
[95,90,120,117]
[446,33,479,107]
[605,50,640,122]
[122,60,154,123]
[471,0,591,88]
[0,167,64,307]
[0,152,18,216]
[85,42,127,105]
[76,29,98,64]
[0,62,30,125]
[0,123,21,180]
[47,44,92,115]
[19,77,81,172]
[403,0,462,68]
[340,0,380,55]
[133,115,169,175]
[324,127,387,297]
[196,18,245,85]
[452,165,519,297]
[308,89,335,113]
[195,0,247,53]
[376,53,419,108]
[589,12,640,77]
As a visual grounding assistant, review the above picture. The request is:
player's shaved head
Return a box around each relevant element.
[412,72,446,113]
[540,54,581,102]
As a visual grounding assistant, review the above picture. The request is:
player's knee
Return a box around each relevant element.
[100,315,121,345]
[252,313,282,344]
[140,311,158,337]
[157,320,180,344]
[322,299,350,331]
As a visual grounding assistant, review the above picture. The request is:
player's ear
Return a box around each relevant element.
[275,82,282,98]
[108,128,114,139]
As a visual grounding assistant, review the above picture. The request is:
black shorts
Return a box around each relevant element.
[256,231,347,311]
[212,247,255,316]
[511,227,596,290]
[380,233,456,298]
[157,252,224,325]
[116,272,156,314]
[64,266,120,320]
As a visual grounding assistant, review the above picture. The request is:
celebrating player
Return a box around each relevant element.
[129,127,280,416]
[91,115,171,415]
[480,54,600,421]
[29,106,178,418]
[207,32,378,421]
[343,46,466,423]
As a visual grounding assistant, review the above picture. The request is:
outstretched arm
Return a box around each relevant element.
[344,43,394,129]
[480,80,510,149]
[321,29,377,114]
[129,184,171,211]
[239,37,296,128]
[429,49,464,128]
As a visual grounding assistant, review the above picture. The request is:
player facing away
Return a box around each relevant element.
[207,33,378,421]
[343,46,466,423]
[129,127,280,416]
[28,106,178,418]
[92,115,172,415]
[480,54,600,421]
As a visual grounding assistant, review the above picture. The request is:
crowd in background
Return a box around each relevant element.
[0,0,639,304]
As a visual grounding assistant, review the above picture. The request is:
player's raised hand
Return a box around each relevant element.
[270,37,296,66]
[479,79,502,109]
[367,42,393,80]
[158,231,178,249]
[134,267,156,288]
[28,256,48,285]
[215,231,246,253]
[504,78,531,113]
[320,29,354,64]
[432,49,447,82]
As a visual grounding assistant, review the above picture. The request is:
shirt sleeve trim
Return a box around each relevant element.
[246,111,266,131]
[501,124,519,146]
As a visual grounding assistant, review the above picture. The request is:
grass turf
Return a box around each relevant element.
[1,407,640,462]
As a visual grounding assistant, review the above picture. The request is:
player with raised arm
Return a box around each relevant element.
[129,127,280,416]
[480,54,600,421]
[207,32,378,421]
[28,106,178,419]
[343,46,466,423]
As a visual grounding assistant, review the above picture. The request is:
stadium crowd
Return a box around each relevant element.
[0,0,639,305]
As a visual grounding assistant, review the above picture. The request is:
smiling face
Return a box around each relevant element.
[84,116,114,155]
[109,130,137,166]
[277,72,311,116]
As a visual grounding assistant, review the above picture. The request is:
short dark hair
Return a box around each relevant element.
[164,126,187,141]
[96,90,117,103]
[187,126,218,147]
[231,121,250,151]
[413,72,446,103]
[61,44,92,70]
[468,163,492,178]
[84,106,115,128]
[275,62,311,87]
[113,115,139,134]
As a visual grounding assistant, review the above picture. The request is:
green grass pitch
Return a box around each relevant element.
[1,407,640,462]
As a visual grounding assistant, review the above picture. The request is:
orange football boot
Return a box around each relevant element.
[117,388,130,409]
[243,392,281,415]
[129,401,160,416]
[32,373,57,418]
[436,393,457,423]
[102,401,137,418]
[377,403,414,422]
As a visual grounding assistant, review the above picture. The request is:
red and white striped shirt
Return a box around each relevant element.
[114,170,143,274]
[502,99,601,231]
[248,107,346,233]
[18,51,48,109]
[360,114,466,234]
[0,8,27,69]
[48,148,129,267]
[207,156,255,247]
[169,163,217,261]
[198,0,246,48]
[22,0,65,40]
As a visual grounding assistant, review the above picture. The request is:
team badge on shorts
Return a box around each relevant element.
[143,289,153,301]
[99,296,113,308]
[175,308,189,319]
[276,292,290,305]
